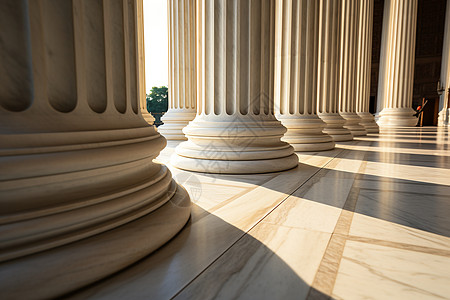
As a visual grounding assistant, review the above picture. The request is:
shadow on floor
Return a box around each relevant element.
[66,204,335,300]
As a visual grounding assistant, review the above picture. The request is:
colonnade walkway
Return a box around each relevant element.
[69,127,450,300]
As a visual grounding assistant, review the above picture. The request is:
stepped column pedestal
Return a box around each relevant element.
[438,0,450,127]
[274,0,335,152]
[172,0,298,174]
[158,0,197,139]
[376,0,418,127]
[0,1,190,298]
[338,0,367,136]
[317,0,353,142]
[356,0,379,133]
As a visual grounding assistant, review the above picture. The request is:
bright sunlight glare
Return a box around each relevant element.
[143,0,169,93]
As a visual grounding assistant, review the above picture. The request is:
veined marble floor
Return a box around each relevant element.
[70,127,450,300]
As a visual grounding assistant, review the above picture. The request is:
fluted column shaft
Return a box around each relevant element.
[273,0,334,151]
[138,0,155,125]
[376,0,418,127]
[0,1,190,298]
[172,0,298,174]
[338,0,367,136]
[316,0,353,142]
[356,0,378,133]
[159,0,197,139]
[438,0,450,127]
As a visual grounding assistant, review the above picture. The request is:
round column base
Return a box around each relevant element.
[171,115,299,174]
[158,110,197,140]
[340,112,367,136]
[377,108,418,127]
[286,140,335,152]
[357,112,379,133]
[172,152,299,174]
[318,113,353,141]
[0,181,191,299]
[277,115,335,152]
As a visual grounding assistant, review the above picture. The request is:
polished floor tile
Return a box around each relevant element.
[332,240,450,300]
[70,127,450,300]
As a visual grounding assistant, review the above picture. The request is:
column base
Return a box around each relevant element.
[0,127,191,299]
[340,112,367,136]
[318,113,353,141]
[0,181,190,299]
[376,108,418,127]
[277,115,335,151]
[158,109,197,140]
[171,115,299,174]
[357,112,380,133]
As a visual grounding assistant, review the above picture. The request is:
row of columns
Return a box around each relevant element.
[162,0,450,150]
[0,0,446,297]
[163,0,382,174]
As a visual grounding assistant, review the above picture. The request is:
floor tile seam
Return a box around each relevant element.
[192,187,256,223]
[339,234,450,257]
[307,151,370,299]
[171,147,347,299]
[355,186,450,197]
[257,220,337,235]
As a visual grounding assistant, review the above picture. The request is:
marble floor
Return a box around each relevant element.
[69,127,450,300]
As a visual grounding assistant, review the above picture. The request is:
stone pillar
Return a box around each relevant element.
[376,0,418,127]
[438,0,450,127]
[138,0,155,125]
[317,0,353,142]
[172,0,298,174]
[356,0,379,133]
[273,0,335,151]
[0,1,190,299]
[338,0,367,136]
[158,0,197,140]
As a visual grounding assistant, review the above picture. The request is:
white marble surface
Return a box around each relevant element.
[68,127,450,300]
[333,241,450,300]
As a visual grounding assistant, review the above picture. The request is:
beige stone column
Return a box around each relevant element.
[158,0,197,140]
[0,1,190,298]
[338,0,367,136]
[138,0,155,125]
[273,0,335,151]
[438,0,450,127]
[376,0,418,127]
[317,0,353,142]
[356,0,379,133]
[172,0,298,174]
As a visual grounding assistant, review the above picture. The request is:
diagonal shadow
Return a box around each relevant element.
[65,203,335,300]
[66,128,449,299]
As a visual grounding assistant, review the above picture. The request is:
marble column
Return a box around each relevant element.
[172,0,298,174]
[317,0,353,142]
[0,1,190,299]
[338,0,367,136]
[273,0,335,151]
[356,0,379,133]
[158,0,197,140]
[138,0,155,125]
[438,0,450,127]
[376,0,418,127]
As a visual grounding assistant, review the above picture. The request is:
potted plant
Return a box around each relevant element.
[146,86,169,127]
